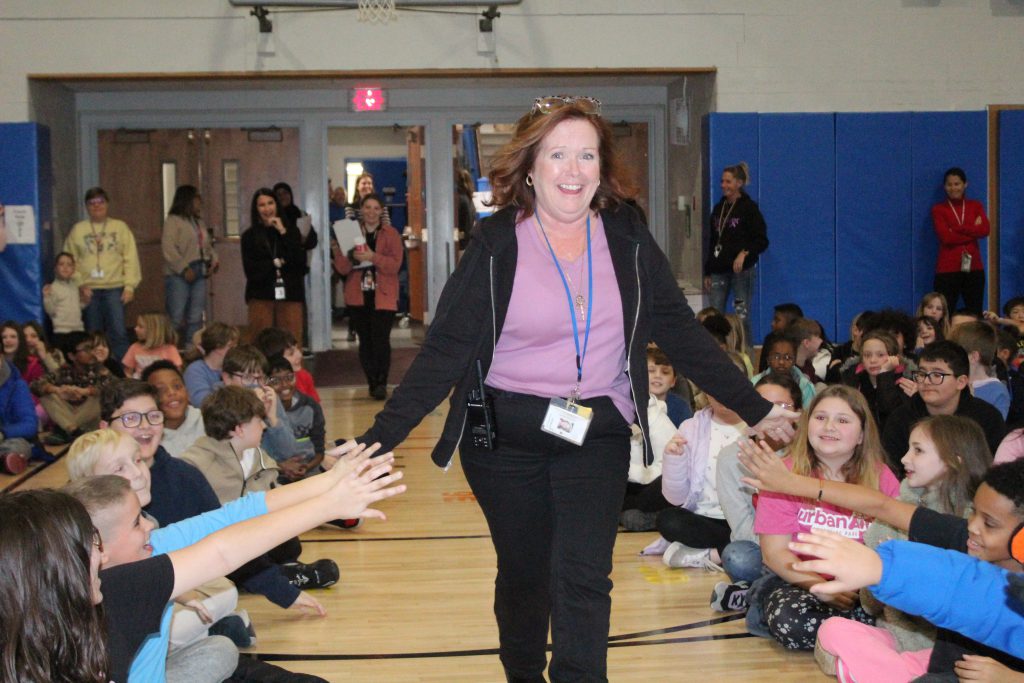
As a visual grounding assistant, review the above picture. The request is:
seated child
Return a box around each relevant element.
[91,330,125,378]
[984,295,1024,338]
[841,330,911,434]
[619,389,677,532]
[0,356,39,475]
[787,317,826,385]
[144,360,205,457]
[951,320,1011,420]
[31,331,111,443]
[723,312,755,378]
[219,344,301,462]
[647,345,693,427]
[757,303,803,373]
[122,312,183,380]
[42,251,86,349]
[253,326,320,403]
[268,355,325,481]
[917,291,952,339]
[750,385,899,650]
[710,372,803,610]
[183,322,238,407]
[751,333,815,407]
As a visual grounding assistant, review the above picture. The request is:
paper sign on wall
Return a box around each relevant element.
[5,206,36,245]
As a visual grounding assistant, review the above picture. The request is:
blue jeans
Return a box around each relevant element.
[165,261,207,347]
[708,267,757,341]
[721,540,764,584]
[84,287,128,360]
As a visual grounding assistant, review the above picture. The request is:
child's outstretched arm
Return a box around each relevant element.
[166,452,405,601]
[738,438,916,531]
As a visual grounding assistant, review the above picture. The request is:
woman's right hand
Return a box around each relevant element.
[269,217,286,235]
[737,438,796,494]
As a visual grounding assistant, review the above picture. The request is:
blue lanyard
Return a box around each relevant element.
[535,213,593,392]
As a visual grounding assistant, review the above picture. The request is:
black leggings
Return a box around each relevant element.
[349,297,396,390]
[622,477,671,512]
[656,507,732,554]
[934,270,985,315]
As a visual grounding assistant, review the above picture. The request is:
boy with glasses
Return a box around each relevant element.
[220,344,301,463]
[882,340,1006,477]
[750,334,816,407]
[32,330,112,443]
[268,355,324,481]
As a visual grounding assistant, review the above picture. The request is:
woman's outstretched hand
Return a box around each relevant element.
[748,403,800,444]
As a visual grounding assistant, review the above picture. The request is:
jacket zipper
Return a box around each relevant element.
[445,254,497,471]
[626,243,648,464]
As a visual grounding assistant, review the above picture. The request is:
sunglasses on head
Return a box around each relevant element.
[532,95,602,117]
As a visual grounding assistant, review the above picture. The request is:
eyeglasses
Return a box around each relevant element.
[769,353,795,362]
[532,95,602,116]
[911,370,953,385]
[86,198,107,206]
[229,372,266,386]
[267,372,295,387]
[112,410,165,428]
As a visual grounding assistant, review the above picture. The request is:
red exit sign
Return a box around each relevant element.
[351,87,386,112]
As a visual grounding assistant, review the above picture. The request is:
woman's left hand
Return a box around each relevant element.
[732,250,747,273]
[748,403,800,444]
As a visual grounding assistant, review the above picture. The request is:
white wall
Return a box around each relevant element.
[2,0,1024,121]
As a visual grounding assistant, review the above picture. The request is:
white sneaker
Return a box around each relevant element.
[662,542,725,571]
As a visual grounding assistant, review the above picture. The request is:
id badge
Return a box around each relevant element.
[541,397,593,446]
[274,278,286,301]
[713,245,722,258]
[960,252,972,273]
[91,268,104,279]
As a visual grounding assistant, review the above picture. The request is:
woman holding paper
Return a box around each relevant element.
[331,194,403,400]
[332,97,799,681]
[240,188,307,346]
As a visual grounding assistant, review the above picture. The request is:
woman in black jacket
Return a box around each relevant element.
[240,188,307,346]
[703,161,769,340]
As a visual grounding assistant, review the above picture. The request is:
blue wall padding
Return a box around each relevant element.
[704,110,990,345]
[999,110,1024,304]
[909,111,989,308]
[702,114,761,333]
[835,113,914,335]
[756,114,837,340]
[0,123,50,323]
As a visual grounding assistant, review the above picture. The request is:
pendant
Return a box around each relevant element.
[713,245,722,258]
[575,294,586,321]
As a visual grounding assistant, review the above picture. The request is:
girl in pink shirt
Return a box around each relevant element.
[753,385,899,650]
[122,313,183,380]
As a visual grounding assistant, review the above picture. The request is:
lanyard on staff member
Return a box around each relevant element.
[536,213,595,446]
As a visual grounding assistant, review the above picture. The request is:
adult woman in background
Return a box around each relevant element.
[702,162,769,341]
[456,167,478,250]
[338,96,797,682]
[931,167,990,314]
[240,188,307,345]
[345,171,392,225]
[162,185,217,347]
[331,194,403,400]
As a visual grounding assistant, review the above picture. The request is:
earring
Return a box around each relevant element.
[525,174,533,187]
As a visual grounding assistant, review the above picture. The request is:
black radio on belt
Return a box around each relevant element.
[466,359,497,450]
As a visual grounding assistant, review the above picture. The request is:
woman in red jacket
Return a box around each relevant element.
[931,167,990,314]
[331,194,403,400]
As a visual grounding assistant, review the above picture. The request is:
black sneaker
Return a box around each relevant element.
[709,580,750,612]
[619,509,659,532]
[280,559,340,589]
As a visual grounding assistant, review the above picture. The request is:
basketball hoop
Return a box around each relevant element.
[357,0,397,23]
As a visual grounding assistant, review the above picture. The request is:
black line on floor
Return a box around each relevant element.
[301,534,491,543]
[254,630,754,662]
[607,613,745,641]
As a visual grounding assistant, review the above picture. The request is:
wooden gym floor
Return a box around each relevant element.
[5,385,824,681]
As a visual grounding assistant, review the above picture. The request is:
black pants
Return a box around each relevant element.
[622,477,670,512]
[348,297,395,391]
[460,388,631,682]
[656,507,732,555]
[934,270,985,315]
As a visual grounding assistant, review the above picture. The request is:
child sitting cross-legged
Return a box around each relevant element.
[144,360,205,457]
[745,385,900,651]
[183,322,238,407]
[122,312,183,380]
[739,416,1024,681]
[253,326,320,403]
[268,354,325,481]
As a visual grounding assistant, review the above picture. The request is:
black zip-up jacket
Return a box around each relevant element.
[703,192,769,275]
[359,204,772,468]
[240,223,308,302]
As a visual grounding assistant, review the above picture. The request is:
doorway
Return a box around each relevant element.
[97,127,300,330]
